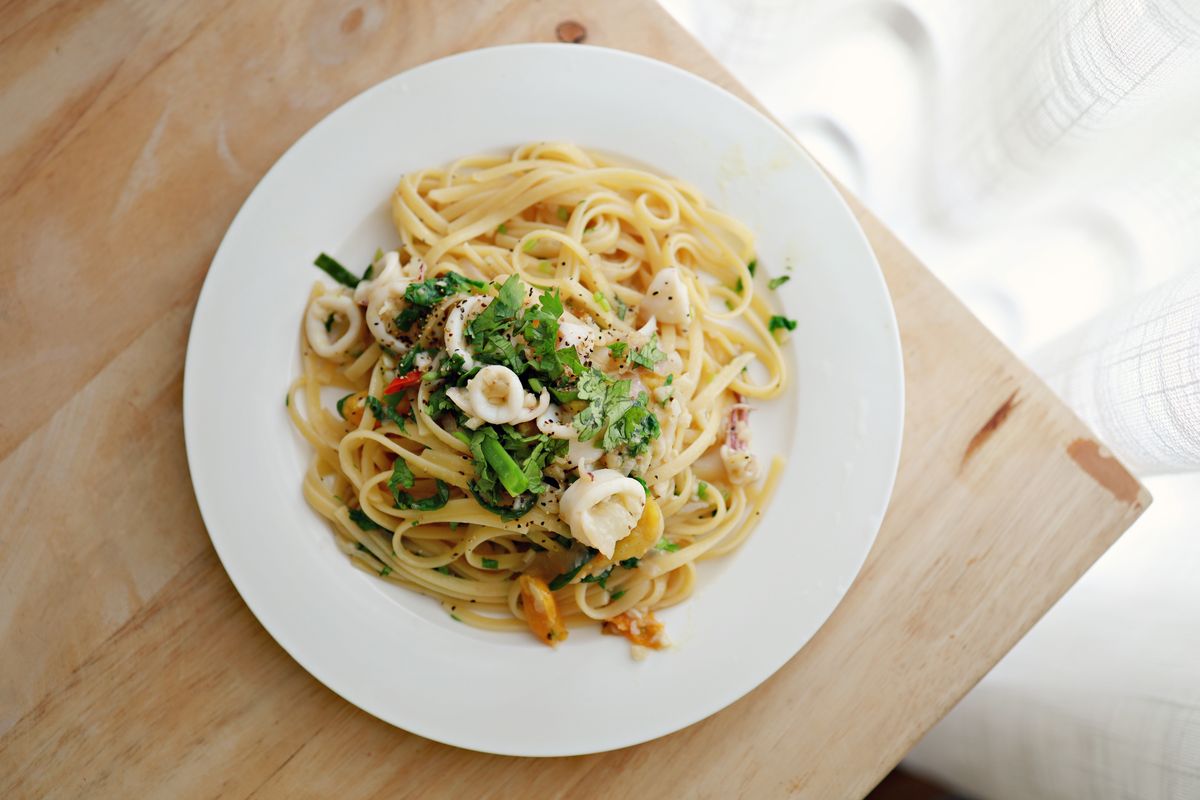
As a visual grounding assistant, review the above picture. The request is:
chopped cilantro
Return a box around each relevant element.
[619,557,640,569]
[435,565,452,575]
[379,565,392,577]
[364,395,407,430]
[388,457,415,503]
[313,253,360,287]
[395,271,485,329]
[465,425,563,520]
[613,294,628,320]
[335,393,355,419]
[747,259,757,276]
[391,479,450,511]
[630,475,648,495]
[496,223,508,234]
[768,315,798,333]
[656,538,681,552]
[607,342,629,359]
[349,508,381,531]
[735,278,743,294]
[630,335,666,369]
[581,566,614,589]
[465,274,525,369]
[665,374,674,385]
[768,275,791,290]
[323,311,335,332]
[572,368,661,455]
[556,346,584,375]
[609,589,627,601]
[482,557,499,569]
[548,550,596,590]
[396,346,436,375]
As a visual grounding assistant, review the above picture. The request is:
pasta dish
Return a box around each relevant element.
[287,143,791,655]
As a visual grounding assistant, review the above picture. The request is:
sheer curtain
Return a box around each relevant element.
[659,0,1200,796]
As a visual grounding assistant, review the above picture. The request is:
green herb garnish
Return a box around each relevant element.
[768,275,790,290]
[581,566,614,589]
[747,259,757,276]
[349,508,381,531]
[656,538,681,552]
[480,435,529,496]
[613,294,628,320]
[768,315,798,333]
[391,479,450,511]
[388,457,416,503]
[364,395,407,430]
[619,557,640,569]
[609,589,627,601]
[548,550,596,590]
[313,253,361,287]
[394,271,487,330]
[630,334,666,370]
[482,557,499,569]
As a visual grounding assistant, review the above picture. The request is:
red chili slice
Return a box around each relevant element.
[384,369,422,394]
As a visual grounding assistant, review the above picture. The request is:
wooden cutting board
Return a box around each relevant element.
[0,1,1149,797]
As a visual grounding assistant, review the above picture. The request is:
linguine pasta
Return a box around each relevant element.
[288,143,789,653]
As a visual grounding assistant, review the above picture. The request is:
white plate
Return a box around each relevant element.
[184,44,903,756]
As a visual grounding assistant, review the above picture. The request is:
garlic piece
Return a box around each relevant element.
[559,469,647,558]
[640,268,689,325]
[305,293,362,358]
[720,447,760,485]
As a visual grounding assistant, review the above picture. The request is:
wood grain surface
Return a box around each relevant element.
[0,1,1149,798]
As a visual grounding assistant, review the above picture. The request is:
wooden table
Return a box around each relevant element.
[0,2,1150,797]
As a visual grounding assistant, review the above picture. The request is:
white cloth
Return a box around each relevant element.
[657,1,1200,797]
[1034,269,1200,474]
